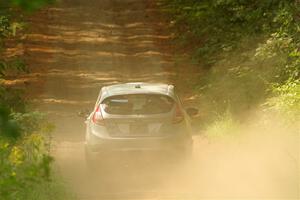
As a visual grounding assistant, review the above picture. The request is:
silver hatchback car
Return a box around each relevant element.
[84,82,197,165]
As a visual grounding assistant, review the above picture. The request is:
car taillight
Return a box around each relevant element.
[92,106,105,126]
[172,104,184,124]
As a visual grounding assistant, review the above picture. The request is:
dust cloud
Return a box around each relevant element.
[52,110,299,200]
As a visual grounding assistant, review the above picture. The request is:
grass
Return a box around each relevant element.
[21,174,76,200]
[203,111,241,139]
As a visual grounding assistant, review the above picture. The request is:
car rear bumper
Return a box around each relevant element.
[85,134,192,159]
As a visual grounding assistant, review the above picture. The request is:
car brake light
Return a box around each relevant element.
[172,104,184,124]
[92,105,105,126]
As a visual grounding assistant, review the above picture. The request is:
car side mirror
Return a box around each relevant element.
[186,107,198,117]
[78,109,90,118]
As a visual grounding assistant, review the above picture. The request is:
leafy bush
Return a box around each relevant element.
[0,15,11,39]
[203,111,241,139]
[265,80,300,120]
[0,107,55,200]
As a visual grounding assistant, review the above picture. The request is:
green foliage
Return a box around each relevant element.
[164,0,299,65]
[0,105,55,200]
[19,176,76,200]
[0,15,11,38]
[0,106,21,139]
[265,80,300,120]
[8,0,55,11]
[0,58,27,78]
[0,137,51,199]
[0,15,25,39]
[163,0,300,138]
[203,111,241,139]
[163,0,300,118]
[0,7,27,77]
[11,111,54,136]
[0,87,27,112]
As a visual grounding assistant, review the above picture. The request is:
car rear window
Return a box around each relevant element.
[101,94,174,115]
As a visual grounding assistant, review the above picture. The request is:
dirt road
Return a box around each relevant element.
[24,0,299,199]
[25,0,199,199]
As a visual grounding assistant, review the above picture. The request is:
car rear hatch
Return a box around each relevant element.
[104,115,174,137]
[100,94,180,137]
